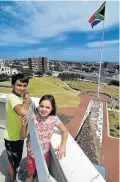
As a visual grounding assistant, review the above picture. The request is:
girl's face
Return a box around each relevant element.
[38,100,53,118]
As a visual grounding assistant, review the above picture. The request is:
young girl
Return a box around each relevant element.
[20,94,68,182]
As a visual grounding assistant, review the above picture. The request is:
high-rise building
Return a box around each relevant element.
[28,56,49,73]
[28,58,32,71]
[42,57,48,73]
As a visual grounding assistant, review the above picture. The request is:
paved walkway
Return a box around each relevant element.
[58,93,119,182]
[58,93,92,137]
[101,103,119,182]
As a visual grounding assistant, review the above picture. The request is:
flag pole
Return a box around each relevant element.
[97,17,105,98]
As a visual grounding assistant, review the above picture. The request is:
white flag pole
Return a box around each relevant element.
[97,2,106,98]
[97,20,105,97]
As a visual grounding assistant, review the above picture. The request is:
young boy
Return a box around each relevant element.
[4,73,31,182]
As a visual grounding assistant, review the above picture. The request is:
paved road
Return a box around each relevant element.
[0,102,5,126]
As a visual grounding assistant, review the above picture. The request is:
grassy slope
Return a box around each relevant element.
[108,111,119,138]
[65,80,119,100]
[0,77,79,107]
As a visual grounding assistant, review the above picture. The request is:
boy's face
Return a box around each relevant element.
[13,79,27,96]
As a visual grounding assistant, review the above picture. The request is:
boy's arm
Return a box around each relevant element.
[13,92,31,116]
[56,123,68,159]
[20,116,29,140]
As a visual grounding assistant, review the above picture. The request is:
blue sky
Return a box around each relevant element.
[0,1,119,62]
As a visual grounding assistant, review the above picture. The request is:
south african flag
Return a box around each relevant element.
[89,1,106,28]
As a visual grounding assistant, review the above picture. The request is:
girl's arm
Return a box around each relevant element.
[20,116,29,140]
[56,123,68,159]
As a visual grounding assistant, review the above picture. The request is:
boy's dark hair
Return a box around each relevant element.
[39,94,56,116]
[11,73,29,85]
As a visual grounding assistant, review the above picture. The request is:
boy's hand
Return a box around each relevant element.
[21,116,27,127]
[23,91,31,104]
[55,144,66,159]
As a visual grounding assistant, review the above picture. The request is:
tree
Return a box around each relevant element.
[108,80,119,86]
[103,62,108,68]
[84,68,89,73]
[0,74,10,82]
[80,75,85,79]
[22,70,33,77]
[36,71,43,77]
[47,71,52,76]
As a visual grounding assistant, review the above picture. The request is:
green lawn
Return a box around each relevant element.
[0,77,80,107]
[108,111,119,138]
[65,80,119,100]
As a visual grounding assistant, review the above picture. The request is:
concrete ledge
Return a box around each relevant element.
[0,125,5,130]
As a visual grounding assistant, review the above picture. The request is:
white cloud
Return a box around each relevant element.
[0,4,27,22]
[50,35,68,43]
[24,1,119,36]
[1,42,118,62]
[0,27,40,45]
[15,47,49,58]
[52,46,119,62]
[87,40,119,47]
[1,5,12,12]
[0,1,119,45]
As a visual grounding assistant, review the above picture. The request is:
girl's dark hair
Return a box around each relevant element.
[11,73,29,85]
[39,94,56,116]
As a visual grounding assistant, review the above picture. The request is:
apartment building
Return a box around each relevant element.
[28,57,49,73]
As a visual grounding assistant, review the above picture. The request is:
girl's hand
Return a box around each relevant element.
[20,116,27,127]
[55,144,66,159]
